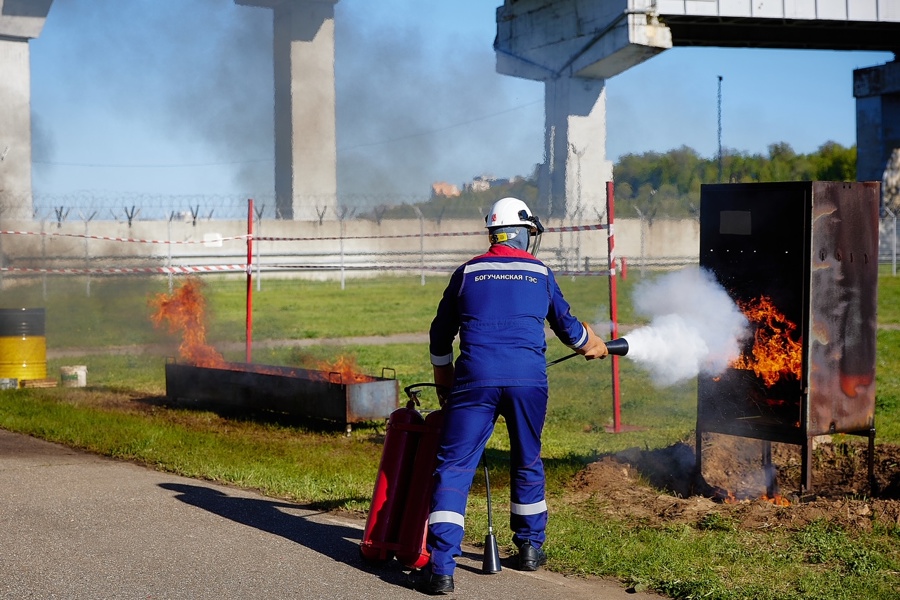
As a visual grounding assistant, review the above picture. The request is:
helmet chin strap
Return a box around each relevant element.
[529,230,542,257]
[528,216,544,256]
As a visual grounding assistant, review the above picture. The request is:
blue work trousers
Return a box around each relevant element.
[426,385,549,576]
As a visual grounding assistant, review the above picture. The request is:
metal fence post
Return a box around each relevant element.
[413,206,425,286]
[883,207,897,276]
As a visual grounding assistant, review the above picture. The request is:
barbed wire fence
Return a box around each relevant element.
[0,192,893,303]
[24,192,504,224]
[0,197,635,302]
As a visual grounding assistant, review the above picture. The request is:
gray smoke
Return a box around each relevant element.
[32,0,273,196]
[334,3,542,201]
[33,1,542,205]
[621,266,749,386]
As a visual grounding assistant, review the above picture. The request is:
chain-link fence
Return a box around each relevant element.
[882,210,898,275]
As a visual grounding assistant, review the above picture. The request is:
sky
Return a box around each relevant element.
[27,0,895,213]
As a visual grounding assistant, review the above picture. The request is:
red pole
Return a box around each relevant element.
[606,181,622,433]
[246,198,254,364]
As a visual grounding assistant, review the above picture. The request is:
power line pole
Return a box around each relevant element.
[717,75,723,182]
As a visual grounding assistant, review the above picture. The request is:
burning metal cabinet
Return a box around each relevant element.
[697,181,879,493]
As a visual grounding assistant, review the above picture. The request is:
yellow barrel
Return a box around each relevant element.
[0,308,47,384]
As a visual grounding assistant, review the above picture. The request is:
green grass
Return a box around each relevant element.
[1,270,900,599]
[0,273,644,348]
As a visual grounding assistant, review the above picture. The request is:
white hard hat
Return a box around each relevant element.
[485,197,535,229]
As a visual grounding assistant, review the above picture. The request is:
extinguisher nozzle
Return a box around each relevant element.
[605,337,629,356]
[482,532,502,574]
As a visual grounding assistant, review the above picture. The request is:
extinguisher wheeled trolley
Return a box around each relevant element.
[359,383,444,569]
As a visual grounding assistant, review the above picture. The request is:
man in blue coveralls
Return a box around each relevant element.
[411,197,609,595]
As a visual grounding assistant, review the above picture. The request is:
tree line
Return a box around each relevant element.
[614,141,856,224]
[368,141,856,223]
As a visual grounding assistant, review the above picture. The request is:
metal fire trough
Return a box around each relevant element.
[165,360,399,428]
[697,181,880,493]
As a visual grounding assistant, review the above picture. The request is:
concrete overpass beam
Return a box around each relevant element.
[0,0,54,221]
[495,0,672,81]
[237,0,338,221]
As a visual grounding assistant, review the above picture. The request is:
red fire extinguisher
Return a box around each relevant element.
[359,383,443,566]
[394,404,444,569]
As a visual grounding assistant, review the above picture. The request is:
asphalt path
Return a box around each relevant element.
[0,429,664,600]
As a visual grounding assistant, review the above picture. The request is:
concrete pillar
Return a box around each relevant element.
[854,60,900,187]
[237,0,338,221]
[495,0,670,220]
[0,0,54,220]
[540,77,613,220]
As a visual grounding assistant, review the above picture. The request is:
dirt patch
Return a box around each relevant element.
[571,433,900,532]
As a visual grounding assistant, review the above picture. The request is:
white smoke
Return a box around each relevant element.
[621,266,750,386]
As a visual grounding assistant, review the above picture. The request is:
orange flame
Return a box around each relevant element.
[311,355,373,383]
[150,278,225,368]
[721,491,791,506]
[731,296,802,387]
[151,279,372,382]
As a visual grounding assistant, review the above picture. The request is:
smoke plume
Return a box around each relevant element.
[622,266,749,386]
[334,2,543,201]
[32,1,543,206]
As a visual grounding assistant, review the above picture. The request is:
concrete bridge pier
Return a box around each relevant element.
[0,0,54,220]
[854,59,900,191]
[540,77,613,220]
[495,0,671,220]
[237,0,339,221]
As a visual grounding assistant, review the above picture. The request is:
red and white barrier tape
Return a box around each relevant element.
[0,223,607,245]
[267,263,614,276]
[0,230,250,245]
[0,265,247,275]
[257,222,609,242]
[0,262,616,277]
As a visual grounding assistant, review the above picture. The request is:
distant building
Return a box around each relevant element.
[431,182,461,198]
[465,175,494,193]
[437,174,526,196]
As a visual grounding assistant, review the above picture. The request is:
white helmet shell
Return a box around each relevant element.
[485,197,534,229]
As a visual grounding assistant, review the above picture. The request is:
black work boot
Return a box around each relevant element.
[516,541,547,572]
[409,568,454,595]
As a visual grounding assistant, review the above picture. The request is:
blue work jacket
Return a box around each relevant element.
[429,244,589,389]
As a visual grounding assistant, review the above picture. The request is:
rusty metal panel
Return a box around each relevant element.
[807,181,879,435]
[165,361,399,425]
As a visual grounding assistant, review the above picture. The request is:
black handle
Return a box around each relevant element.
[546,337,629,368]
